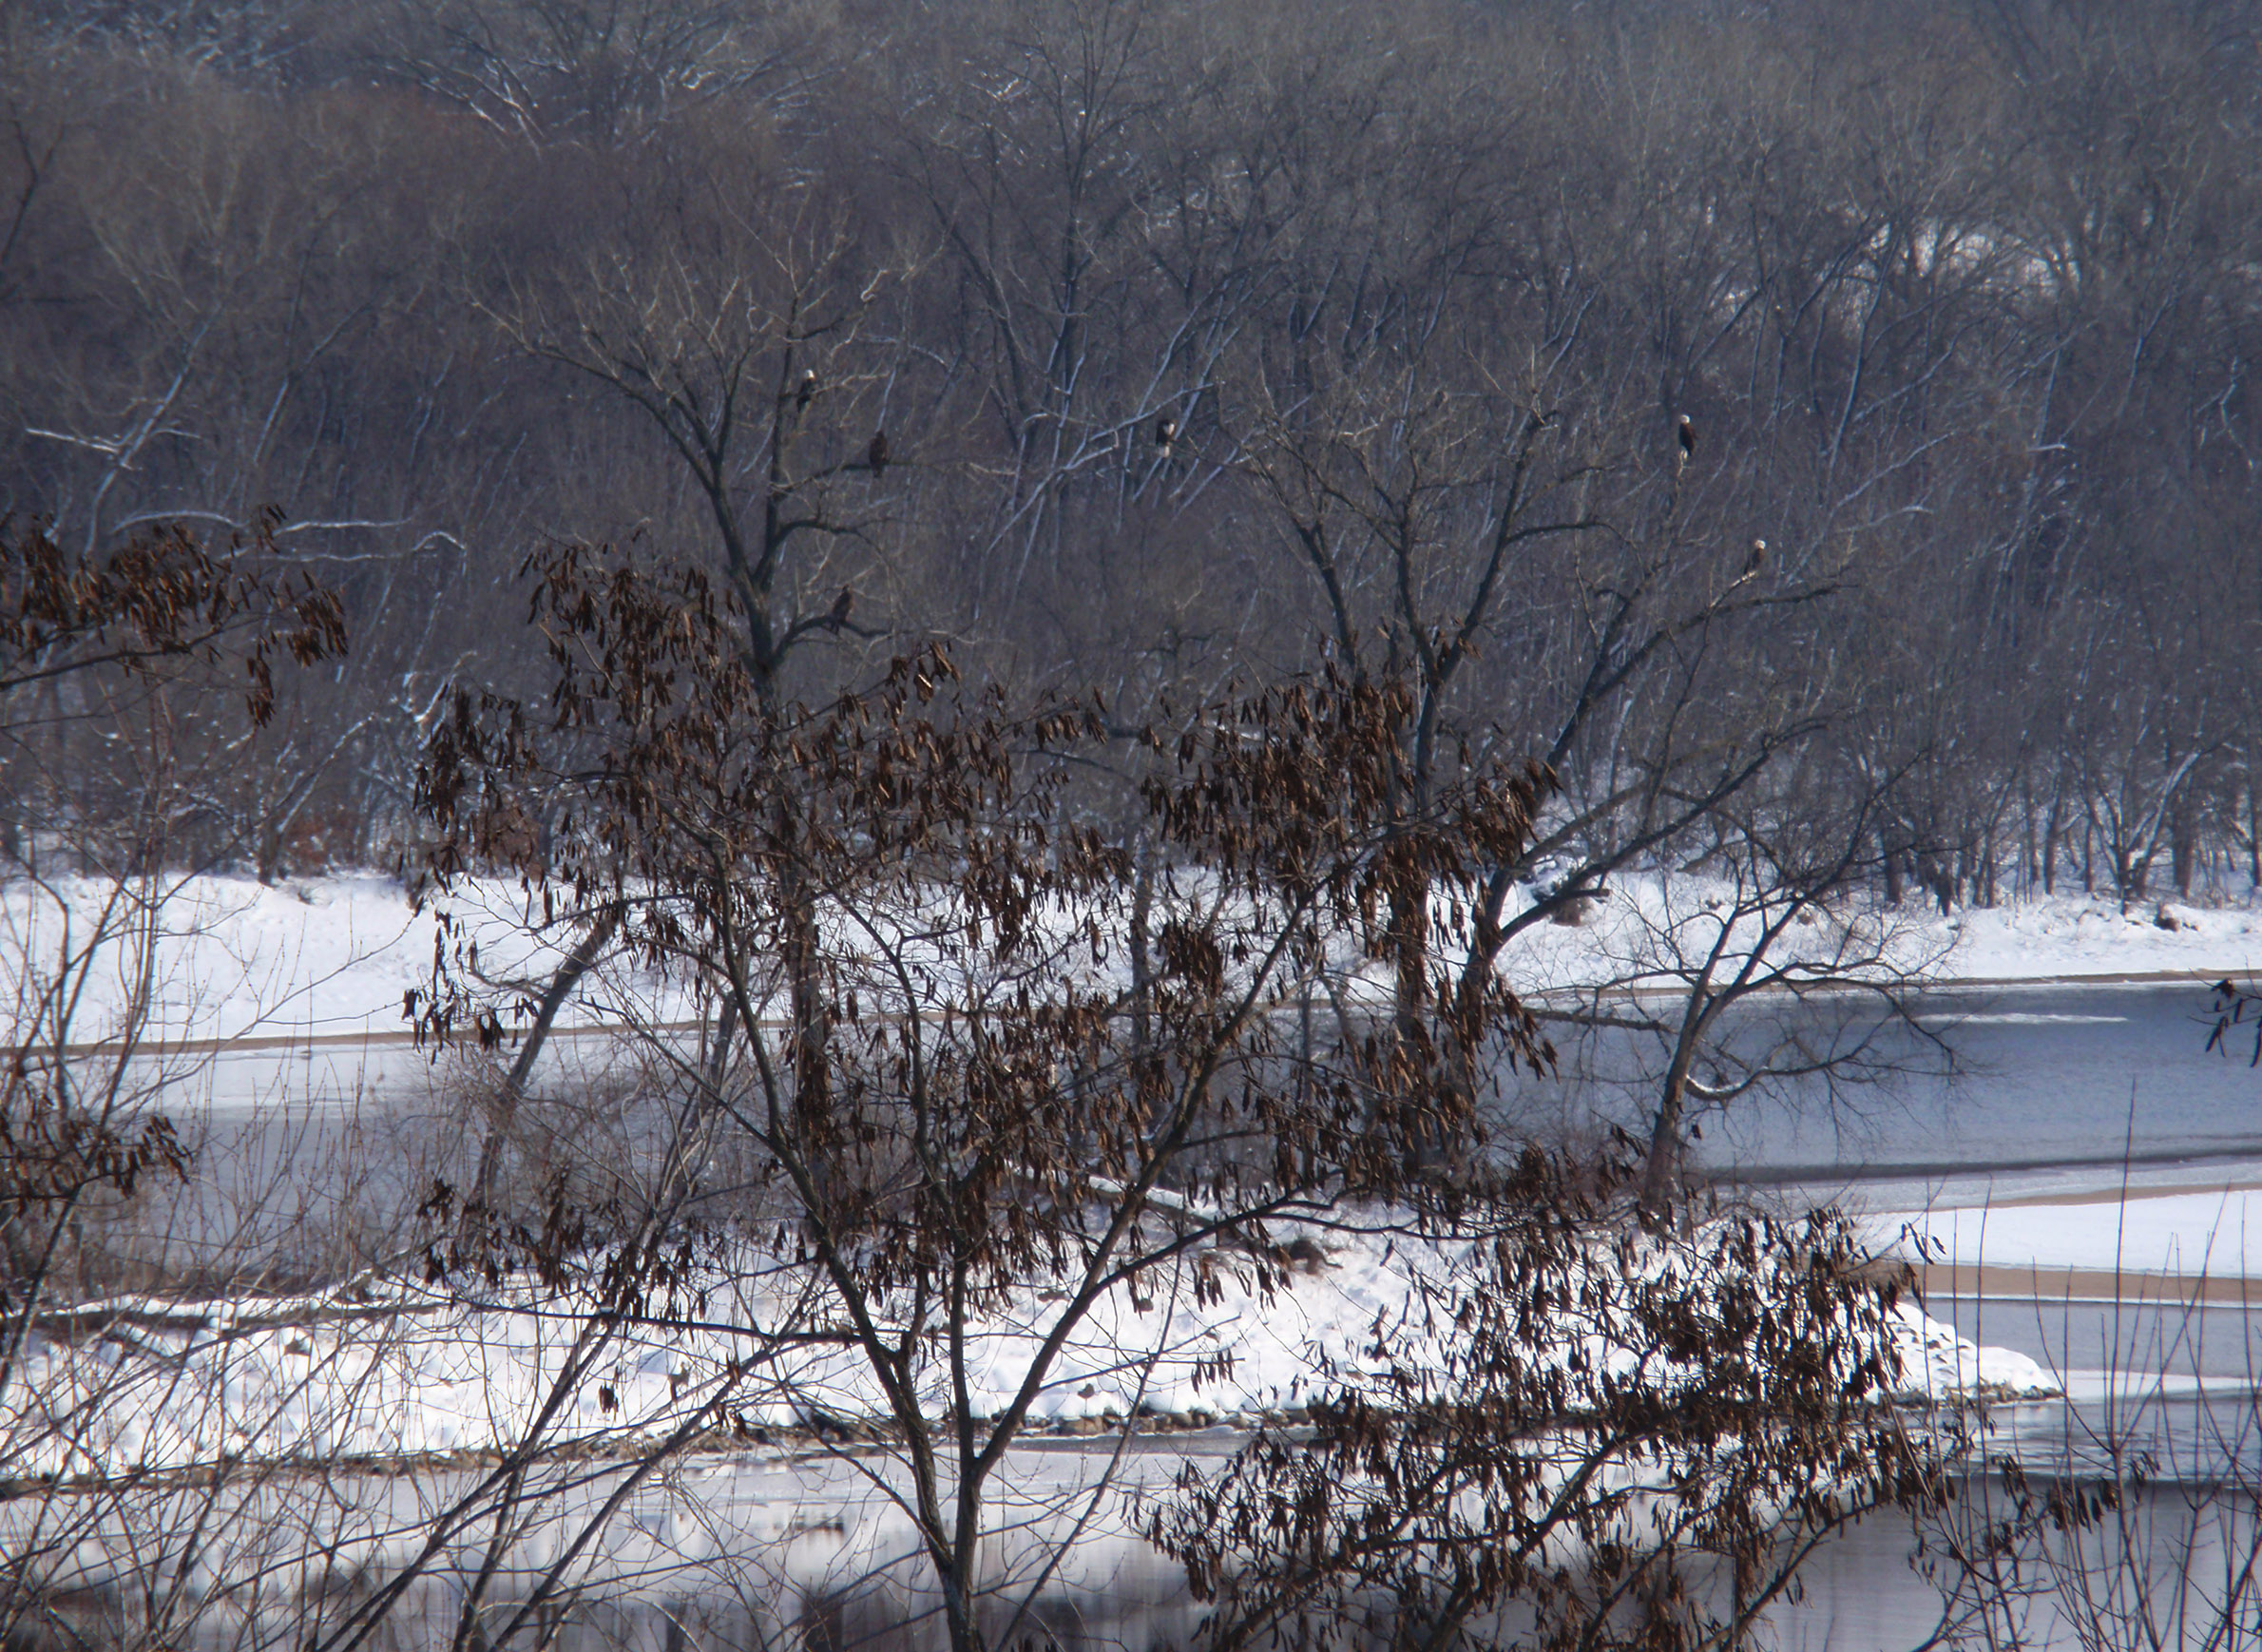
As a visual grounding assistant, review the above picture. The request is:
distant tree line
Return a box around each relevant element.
[3,0,2258,913]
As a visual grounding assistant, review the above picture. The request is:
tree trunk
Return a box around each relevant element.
[1640,1071,1688,1224]
[469,899,625,1211]
[2249,786,2261,890]
[1389,864,1443,1175]
[2042,792,2061,895]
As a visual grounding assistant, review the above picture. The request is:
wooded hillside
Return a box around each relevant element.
[3,0,2256,909]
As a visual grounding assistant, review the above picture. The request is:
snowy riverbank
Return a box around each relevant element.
[6,870,2257,1049]
[1,1220,2055,1483]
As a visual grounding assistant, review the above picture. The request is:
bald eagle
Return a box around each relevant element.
[1676,414,1696,463]
[867,431,890,474]
[1155,414,1178,452]
[796,368,818,413]
[1744,538,1766,575]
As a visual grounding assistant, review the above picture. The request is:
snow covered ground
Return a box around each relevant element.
[1510,878,2261,1000]
[4,870,2257,1051]
[1918,894,2262,984]
[0,1221,2054,1482]
[0,872,615,1047]
[1881,1186,2260,1283]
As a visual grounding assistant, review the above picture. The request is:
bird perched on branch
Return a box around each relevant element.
[867,431,890,474]
[1155,414,1177,452]
[830,586,853,627]
[796,368,817,413]
[1743,537,1767,576]
[1676,413,1696,466]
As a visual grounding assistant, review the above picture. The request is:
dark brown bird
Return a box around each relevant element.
[830,586,853,626]
[796,368,817,413]
[1743,537,1767,576]
[867,430,890,474]
[1154,414,1177,451]
[1676,413,1696,463]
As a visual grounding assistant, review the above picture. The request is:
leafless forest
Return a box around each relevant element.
[3,0,2258,912]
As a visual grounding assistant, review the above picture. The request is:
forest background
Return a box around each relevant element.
[3,0,2258,915]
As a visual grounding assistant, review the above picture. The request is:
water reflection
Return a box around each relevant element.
[10,1425,2262,1652]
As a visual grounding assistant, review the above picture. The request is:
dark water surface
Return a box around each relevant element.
[1518,981,2262,1205]
[16,1440,2256,1652]
[118,981,2262,1263]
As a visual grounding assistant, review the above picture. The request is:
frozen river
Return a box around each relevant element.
[111,979,2262,1277]
[165,980,2260,1175]
[1527,979,2262,1205]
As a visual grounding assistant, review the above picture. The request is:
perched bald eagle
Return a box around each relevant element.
[1744,537,1766,575]
[796,368,818,413]
[867,431,890,474]
[1676,413,1696,463]
[1155,414,1177,452]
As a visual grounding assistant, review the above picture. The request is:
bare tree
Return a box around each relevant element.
[400,539,1947,1652]
[369,0,831,147]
